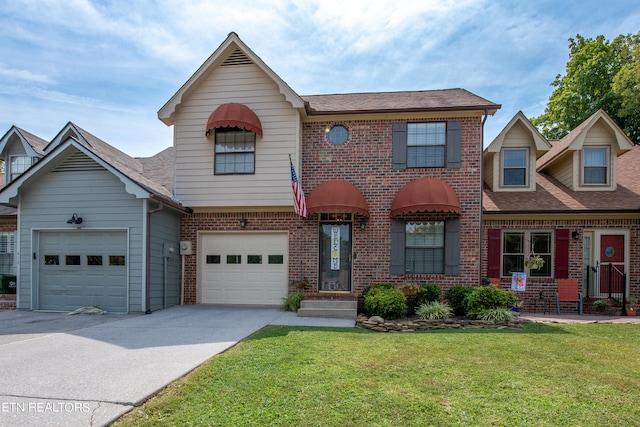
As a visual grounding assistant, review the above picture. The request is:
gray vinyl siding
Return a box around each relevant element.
[17,158,145,311]
[148,208,181,311]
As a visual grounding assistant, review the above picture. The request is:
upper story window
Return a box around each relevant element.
[407,123,446,168]
[214,128,255,175]
[502,231,552,277]
[9,156,36,182]
[393,121,461,170]
[582,146,609,185]
[502,148,528,186]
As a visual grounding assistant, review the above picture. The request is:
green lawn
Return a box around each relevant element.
[115,323,640,426]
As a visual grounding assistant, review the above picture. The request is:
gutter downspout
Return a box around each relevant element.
[146,200,164,314]
[479,109,489,286]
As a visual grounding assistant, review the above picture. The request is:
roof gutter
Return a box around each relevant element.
[145,200,164,314]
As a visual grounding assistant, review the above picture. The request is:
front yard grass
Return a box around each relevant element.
[115,323,640,426]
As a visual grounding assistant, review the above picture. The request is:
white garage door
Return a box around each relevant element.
[200,232,288,305]
[38,231,128,312]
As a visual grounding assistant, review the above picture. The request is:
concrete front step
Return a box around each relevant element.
[297,300,357,319]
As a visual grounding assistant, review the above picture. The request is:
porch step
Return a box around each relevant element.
[297,300,357,319]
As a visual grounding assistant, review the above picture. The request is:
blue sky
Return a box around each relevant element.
[1,0,638,157]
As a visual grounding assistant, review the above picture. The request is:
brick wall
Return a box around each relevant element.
[179,116,485,304]
[482,218,640,314]
[301,117,484,296]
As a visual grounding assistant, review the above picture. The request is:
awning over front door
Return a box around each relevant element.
[205,103,263,136]
[391,177,460,216]
[307,179,369,216]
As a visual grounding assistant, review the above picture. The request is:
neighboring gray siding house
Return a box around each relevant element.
[0,123,190,313]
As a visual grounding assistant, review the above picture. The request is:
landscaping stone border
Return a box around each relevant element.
[356,314,524,332]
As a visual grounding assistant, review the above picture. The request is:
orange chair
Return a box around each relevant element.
[556,279,583,315]
[489,278,500,285]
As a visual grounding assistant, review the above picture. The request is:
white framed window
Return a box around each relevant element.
[502,148,528,186]
[405,221,445,274]
[407,122,446,168]
[582,146,609,185]
[0,231,15,275]
[502,231,552,277]
[9,156,36,182]
[214,128,256,175]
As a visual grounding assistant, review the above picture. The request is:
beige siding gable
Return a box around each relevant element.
[484,113,549,192]
[173,63,301,209]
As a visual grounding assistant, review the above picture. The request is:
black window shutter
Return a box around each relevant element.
[444,218,460,275]
[390,219,406,275]
[446,121,462,168]
[392,122,407,170]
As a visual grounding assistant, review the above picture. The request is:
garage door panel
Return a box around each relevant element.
[39,231,128,313]
[200,233,287,305]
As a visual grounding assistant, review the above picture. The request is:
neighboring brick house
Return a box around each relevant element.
[483,109,639,313]
[159,32,499,310]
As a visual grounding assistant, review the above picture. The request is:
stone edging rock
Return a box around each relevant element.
[356,314,524,332]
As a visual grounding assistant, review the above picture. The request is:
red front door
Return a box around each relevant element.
[598,234,625,295]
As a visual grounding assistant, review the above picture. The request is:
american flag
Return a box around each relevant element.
[289,156,308,217]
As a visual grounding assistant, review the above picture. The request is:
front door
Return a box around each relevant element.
[319,222,351,292]
[597,233,626,297]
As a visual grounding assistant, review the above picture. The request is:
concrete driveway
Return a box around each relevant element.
[0,305,354,426]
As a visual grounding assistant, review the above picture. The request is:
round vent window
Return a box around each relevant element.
[326,125,349,145]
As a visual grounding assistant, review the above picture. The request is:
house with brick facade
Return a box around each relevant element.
[157,32,499,316]
[3,32,638,317]
[482,109,640,314]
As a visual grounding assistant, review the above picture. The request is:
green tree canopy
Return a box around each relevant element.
[531,33,640,143]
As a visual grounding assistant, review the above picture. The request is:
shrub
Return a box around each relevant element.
[464,285,518,318]
[362,283,395,300]
[415,301,453,320]
[363,285,406,319]
[477,308,515,322]
[444,286,473,316]
[405,282,441,314]
[282,292,303,312]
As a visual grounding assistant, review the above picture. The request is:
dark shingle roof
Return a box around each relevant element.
[302,89,500,115]
[484,144,640,213]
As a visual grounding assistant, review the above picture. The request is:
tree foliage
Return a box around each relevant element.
[531,33,640,143]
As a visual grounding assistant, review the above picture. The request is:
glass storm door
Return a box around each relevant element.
[319,223,351,292]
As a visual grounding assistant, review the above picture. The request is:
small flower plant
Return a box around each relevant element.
[524,255,545,270]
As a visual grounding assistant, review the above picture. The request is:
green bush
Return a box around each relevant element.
[477,308,515,322]
[444,286,473,316]
[415,301,453,320]
[281,292,303,312]
[464,285,518,318]
[362,283,395,300]
[405,283,441,314]
[363,284,406,319]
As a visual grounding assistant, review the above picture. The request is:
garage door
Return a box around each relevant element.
[200,232,288,305]
[38,231,128,312]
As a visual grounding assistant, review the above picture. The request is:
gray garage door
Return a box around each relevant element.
[38,231,128,312]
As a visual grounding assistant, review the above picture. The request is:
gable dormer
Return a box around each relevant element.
[484,111,550,192]
[0,126,48,185]
[536,109,634,192]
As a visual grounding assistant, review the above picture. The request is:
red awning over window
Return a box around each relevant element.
[205,103,263,137]
[391,177,460,216]
[307,180,369,216]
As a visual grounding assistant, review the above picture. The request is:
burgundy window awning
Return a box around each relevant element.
[391,177,460,216]
[307,180,370,216]
[205,102,263,137]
